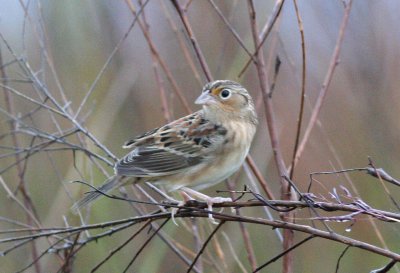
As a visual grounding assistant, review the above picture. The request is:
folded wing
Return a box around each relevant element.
[115,111,227,177]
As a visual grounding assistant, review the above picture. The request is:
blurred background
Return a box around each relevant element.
[0,0,399,272]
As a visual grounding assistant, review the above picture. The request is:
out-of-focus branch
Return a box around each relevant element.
[254,235,315,273]
[0,36,42,273]
[136,0,172,123]
[246,1,294,272]
[171,0,213,82]
[74,0,151,119]
[238,0,285,78]
[186,221,225,273]
[293,0,353,168]
[160,1,202,86]
[125,0,192,114]
[289,0,306,180]
[207,0,255,62]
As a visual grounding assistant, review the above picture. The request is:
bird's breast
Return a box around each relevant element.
[222,119,256,151]
[163,120,256,191]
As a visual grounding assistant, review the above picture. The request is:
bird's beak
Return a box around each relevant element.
[195,91,215,105]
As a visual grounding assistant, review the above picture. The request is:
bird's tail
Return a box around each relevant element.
[71,175,130,214]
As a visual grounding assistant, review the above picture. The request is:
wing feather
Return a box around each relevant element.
[115,111,227,177]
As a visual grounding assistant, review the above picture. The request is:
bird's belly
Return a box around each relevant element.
[161,145,249,192]
[156,120,255,192]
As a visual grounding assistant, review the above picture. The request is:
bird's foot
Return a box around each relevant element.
[180,187,232,224]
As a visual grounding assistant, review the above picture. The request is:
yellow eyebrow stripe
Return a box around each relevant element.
[211,87,222,95]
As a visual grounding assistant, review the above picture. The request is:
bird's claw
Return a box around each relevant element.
[206,196,232,225]
[171,201,185,226]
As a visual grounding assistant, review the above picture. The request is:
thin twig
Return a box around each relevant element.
[368,158,400,210]
[0,42,41,273]
[160,1,202,86]
[335,245,351,273]
[238,0,285,78]
[171,0,213,82]
[293,0,353,167]
[187,221,225,273]
[370,260,397,273]
[253,235,315,273]
[207,0,255,62]
[90,220,152,272]
[138,0,172,122]
[74,0,151,119]
[227,179,257,271]
[125,0,192,114]
[122,219,170,273]
[245,156,275,200]
[246,1,294,271]
[289,0,306,180]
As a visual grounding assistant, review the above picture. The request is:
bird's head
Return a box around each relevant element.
[195,80,258,125]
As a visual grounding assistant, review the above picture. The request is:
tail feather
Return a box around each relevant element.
[71,175,125,214]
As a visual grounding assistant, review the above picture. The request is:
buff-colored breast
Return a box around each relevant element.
[159,119,256,191]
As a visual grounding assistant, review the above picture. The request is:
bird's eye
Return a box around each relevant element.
[219,89,231,100]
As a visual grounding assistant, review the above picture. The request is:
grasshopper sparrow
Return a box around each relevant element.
[73,80,258,220]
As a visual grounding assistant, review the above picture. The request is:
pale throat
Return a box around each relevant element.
[202,106,256,148]
[202,105,245,124]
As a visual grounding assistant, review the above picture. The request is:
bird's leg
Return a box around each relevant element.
[169,191,196,226]
[180,187,232,224]
[144,183,184,225]
[170,201,184,226]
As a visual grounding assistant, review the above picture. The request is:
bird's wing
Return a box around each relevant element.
[115,111,227,177]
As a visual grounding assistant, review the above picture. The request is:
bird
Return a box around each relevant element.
[72,80,258,221]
